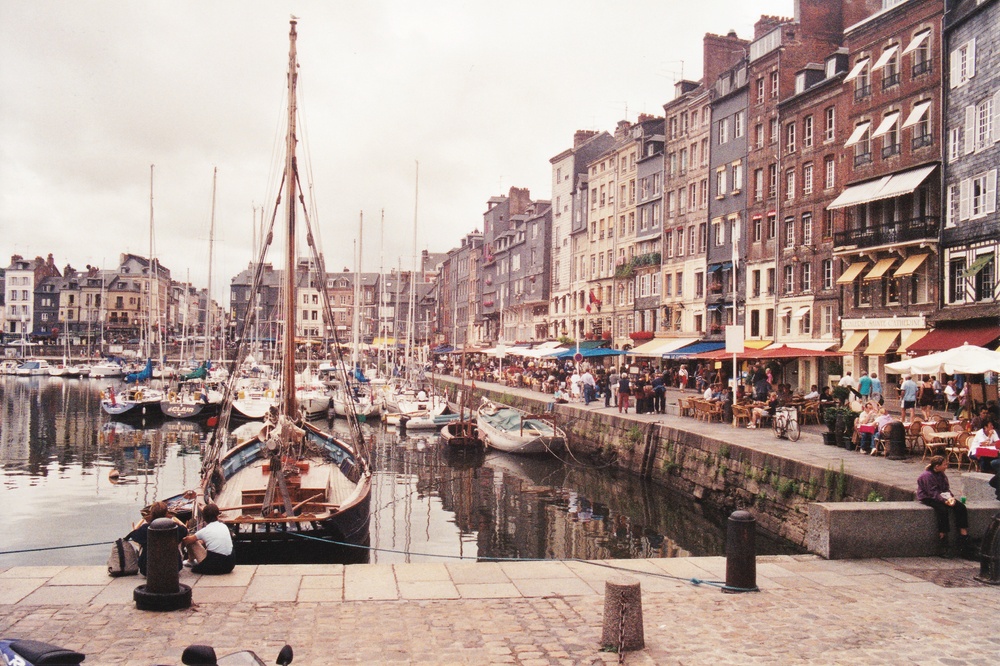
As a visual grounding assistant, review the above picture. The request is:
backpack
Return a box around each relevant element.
[107,538,139,577]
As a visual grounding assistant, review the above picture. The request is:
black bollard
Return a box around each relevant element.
[723,510,759,593]
[134,517,192,611]
[974,513,1000,585]
[885,421,908,460]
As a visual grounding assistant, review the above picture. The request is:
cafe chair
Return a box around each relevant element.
[800,401,821,425]
[921,424,950,461]
[945,431,973,470]
[905,418,923,453]
[731,404,751,428]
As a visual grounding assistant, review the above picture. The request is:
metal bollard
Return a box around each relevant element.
[133,517,192,611]
[974,513,1000,585]
[600,575,644,653]
[723,510,759,593]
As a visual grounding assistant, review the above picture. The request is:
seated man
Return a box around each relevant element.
[969,421,998,473]
[748,392,779,429]
[125,501,188,576]
[182,503,235,575]
[856,402,879,453]
[803,385,820,401]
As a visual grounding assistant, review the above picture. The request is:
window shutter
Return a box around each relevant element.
[959,178,971,221]
[946,185,954,226]
[965,106,976,154]
[950,49,960,88]
[968,38,976,79]
[986,170,998,215]
[993,90,1000,144]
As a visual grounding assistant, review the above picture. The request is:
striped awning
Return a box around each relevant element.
[839,330,868,354]
[897,330,929,354]
[837,261,870,284]
[894,253,929,277]
[865,330,900,356]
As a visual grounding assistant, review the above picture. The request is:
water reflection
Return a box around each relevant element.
[1,376,800,568]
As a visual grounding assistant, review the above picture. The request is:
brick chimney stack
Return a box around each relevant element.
[573,130,598,148]
[508,187,532,216]
[703,31,750,90]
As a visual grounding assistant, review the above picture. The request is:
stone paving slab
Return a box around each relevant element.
[2,557,997,665]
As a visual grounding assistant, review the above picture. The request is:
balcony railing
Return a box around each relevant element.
[854,84,871,100]
[881,73,900,90]
[912,133,933,150]
[854,152,873,167]
[881,143,900,159]
[912,60,931,77]
[834,215,939,249]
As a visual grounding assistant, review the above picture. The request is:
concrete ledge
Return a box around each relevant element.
[807,501,1000,559]
[960,472,998,503]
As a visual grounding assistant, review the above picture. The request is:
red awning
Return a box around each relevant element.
[693,344,842,361]
[905,325,1000,354]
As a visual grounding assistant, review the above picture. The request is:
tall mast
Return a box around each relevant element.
[147,164,155,361]
[282,18,299,416]
[379,208,385,377]
[353,212,363,368]
[406,161,418,380]
[206,167,217,361]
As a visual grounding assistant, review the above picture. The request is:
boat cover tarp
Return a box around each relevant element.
[123,358,153,384]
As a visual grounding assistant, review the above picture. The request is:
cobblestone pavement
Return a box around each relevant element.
[2,556,997,665]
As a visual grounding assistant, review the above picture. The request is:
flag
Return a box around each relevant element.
[585,304,592,313]
[589,290,601,305]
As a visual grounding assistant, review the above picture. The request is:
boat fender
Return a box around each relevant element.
[169,391,177,400]
[265,389,274,398]
[238,390,246,400]
[100,390,106,399]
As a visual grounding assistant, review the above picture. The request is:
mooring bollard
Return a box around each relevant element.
[133,517,192,611]
[724,510,759,593]
[974,513,1000,585]
[601,575,644,653]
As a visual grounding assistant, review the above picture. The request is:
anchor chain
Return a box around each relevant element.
[618,595,627,664]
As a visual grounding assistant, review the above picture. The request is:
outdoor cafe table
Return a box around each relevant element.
[922,429,960,456]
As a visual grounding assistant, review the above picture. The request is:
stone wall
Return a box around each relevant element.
[438,380,912,551]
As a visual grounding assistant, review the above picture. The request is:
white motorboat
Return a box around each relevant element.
[476,399,566,455]
[16,359,51,376]
[90,361,124,378]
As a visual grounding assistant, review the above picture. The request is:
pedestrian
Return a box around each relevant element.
[581,368,597,406]
[858,370,872,402]
[608,366,620,407]
[617,373,632,414]
[919,375,936,421]
[916,456,969,558]
[677,364,689,391]
[870,372,883,406]
[900,374,919,422]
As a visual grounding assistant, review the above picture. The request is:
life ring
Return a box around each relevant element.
[100,390,106,399]
[265,389,274,398]
[169,391,177,400]
[238,390,246,400]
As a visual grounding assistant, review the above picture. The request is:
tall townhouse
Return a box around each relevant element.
[633,117,665,336]
[34,276,60,340]
[707,59,749,342]
[548,131,614,340]
[4,254,61,341]
[607,120,646,349]
[928,0,1000,351]
[493,200,552,343]
[776,50,850,388]
[747,3,853,353]
[479,187,533,344]
[581,138,622,342]
[830,0,945,381]
[56,267,84,342]
[440,231,483,348]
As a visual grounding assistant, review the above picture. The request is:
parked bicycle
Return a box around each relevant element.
[772,406,800,441]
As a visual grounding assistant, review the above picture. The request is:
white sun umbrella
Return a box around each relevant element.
[884,343,1000,375]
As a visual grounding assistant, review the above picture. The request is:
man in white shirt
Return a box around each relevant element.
[944,380,958,417]
[838,372,857,398]
[182,503,235,575]
[970,421,999,473]
[803,385,820,400]
[581,369,597,405]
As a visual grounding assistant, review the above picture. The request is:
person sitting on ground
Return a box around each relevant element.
[803,385,820,401]
[181,503,235,575]
[916,456,969,558]
[748,392,779,429]
[126,500,188,576]
[969,420,999,473]
[552,386,568,404]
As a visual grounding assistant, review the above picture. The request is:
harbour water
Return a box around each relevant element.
[0,376,799,568]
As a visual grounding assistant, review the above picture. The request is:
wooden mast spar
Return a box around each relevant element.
[282,19,299,418]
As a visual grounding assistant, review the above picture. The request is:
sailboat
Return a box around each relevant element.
[440,348,480,447]
[167,20,372,562]
[48,331,81,378]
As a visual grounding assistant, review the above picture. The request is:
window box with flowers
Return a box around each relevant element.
[629,331,655,342]
[709,324,723,334]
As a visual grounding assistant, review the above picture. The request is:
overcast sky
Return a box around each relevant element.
[1,0,792,302]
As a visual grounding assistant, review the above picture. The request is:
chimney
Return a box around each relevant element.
[614,120,631,139]
[754,15,791,40]
[508,187,532,216]
[842,0,886,29]
[702,31,749,91]
[573,130,598,149]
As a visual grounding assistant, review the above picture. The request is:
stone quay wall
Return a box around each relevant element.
[437,379,913,551]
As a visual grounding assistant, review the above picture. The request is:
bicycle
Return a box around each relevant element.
[772,406,801,441]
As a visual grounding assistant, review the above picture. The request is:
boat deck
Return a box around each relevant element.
[216,458,358,518]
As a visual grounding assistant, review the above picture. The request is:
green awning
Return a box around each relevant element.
[961,253,994,279]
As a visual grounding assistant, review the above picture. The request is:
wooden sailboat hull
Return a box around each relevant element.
[189,421,372,563]
[476,402,565,455]
[440,420,481,448]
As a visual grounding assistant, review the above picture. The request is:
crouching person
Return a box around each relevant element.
[182,503,235,575]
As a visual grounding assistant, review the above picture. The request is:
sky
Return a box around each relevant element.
[0,0,793,303]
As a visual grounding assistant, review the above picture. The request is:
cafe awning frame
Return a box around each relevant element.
[864,257,898,281]
[894,253,929,277]
[839,330,868,354]
[837,261,870,284]
[865,330,900,356]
